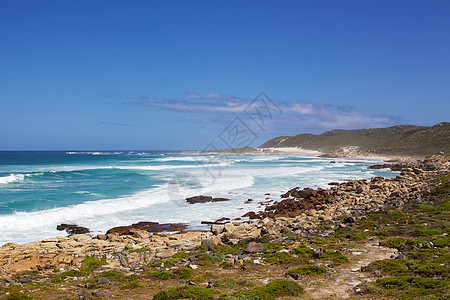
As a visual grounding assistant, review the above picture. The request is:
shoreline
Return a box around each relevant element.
[189,146,422,163]
[0,155,448,298]
[1,156,446,263]
[0,151,396,247]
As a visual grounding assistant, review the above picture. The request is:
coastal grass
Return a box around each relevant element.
[355,173,450,299]
[152,257,180,268]
[2,292,34,300]
[318,250,349,267]
[286,265,327,276]
[98,270,127,282]
[153,285,217,300]
[217,279,304,300]
[144,268,191,280]
[52,255,107,283]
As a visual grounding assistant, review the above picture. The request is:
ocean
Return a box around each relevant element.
[0,151,397,245]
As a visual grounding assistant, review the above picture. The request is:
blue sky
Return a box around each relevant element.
[1,0,449,150]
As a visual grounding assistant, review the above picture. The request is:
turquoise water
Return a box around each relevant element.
[0,151,397,244]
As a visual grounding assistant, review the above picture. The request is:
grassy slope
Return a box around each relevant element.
[259,122,450,156]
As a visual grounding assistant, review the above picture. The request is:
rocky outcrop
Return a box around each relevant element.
[186,195,230,204]
[106,221,187,235]
[245,157,448,225]
[56,224,90,235]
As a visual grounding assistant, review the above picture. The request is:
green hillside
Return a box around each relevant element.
[259,122,449,157]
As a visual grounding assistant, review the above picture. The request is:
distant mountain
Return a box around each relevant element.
[259,122,450,157]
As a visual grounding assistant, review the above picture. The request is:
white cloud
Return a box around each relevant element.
[126,92,405,132]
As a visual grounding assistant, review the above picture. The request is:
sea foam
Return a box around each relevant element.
[0,174,25,185]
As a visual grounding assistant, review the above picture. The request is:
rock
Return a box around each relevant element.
[91,291,110,298]
[56,224,90,235]
[186,195,230,204]
[207,279,214,288]
[106,222,187,235]
[312,248,324,259]
[343,216,355,223]
[244,242,264,253]
[248,228,262,238]
[242,211,258,219]
[286,272,300,280]
[156,250,176,259]
[201,237,221,246]
[97,277,112,284]
[307,210,317,217]
[224,223,235,232]
[96,234,107,240]
[211,224,225,235]
[189,264,198,270]
[228,231,243,239]
[320,215,333,222]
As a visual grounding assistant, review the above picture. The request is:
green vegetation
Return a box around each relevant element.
[260,279,304,296]
[292,247,314,256]
[153,286,216,300]
[196,254,224,266]
[3,292,34,300]
[356,173,450,299]
[81,255,107,271]
[359,276,449,300]
[318,250,349,267]
[218,289,273,300]
[52,269,84,283]
[120,280,142,290]
[129,247,152,253]
[286,265,327,276]
[172,251,191,259]
[263,251,299,264]
[218,279,304,300]
[145,269,191,280]
[52,255,107,283]
[99,270,127,282]
[152,257,180,267]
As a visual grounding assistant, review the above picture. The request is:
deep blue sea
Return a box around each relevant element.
[0,151,397,244]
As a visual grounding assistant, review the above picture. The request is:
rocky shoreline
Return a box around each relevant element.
[0,156,448,299]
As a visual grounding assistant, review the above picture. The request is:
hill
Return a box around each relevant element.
[259,122,450,157]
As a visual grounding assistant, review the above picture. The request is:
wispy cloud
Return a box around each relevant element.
[123,92,406,132]
[126,93,249,114]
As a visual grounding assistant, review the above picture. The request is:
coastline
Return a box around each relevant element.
[0,154,448,299]
[193,146,419,163]
[0,149,394,246]
[0,150,410,248]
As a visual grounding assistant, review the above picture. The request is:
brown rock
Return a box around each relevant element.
[186,195,230,204]
[244,242,264,253]
[106,222,187,235]
[56,224,90,235]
